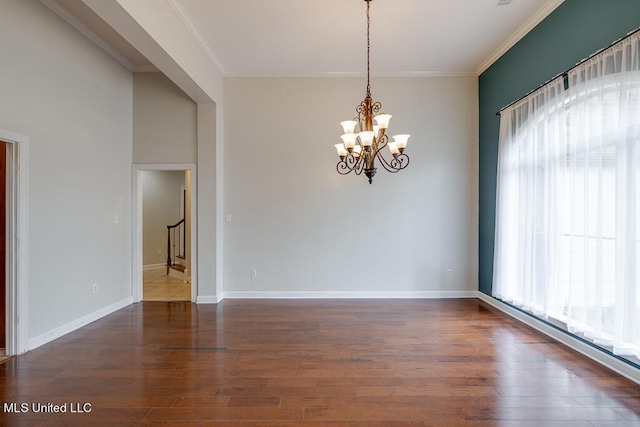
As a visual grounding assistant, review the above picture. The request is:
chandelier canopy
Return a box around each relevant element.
[334,0,410,184]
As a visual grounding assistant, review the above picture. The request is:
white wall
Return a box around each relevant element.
[196,103,221,301]
[142,171,185,266]
[133,72,197,164]
[223,77,478,296]
[0,0,133,339]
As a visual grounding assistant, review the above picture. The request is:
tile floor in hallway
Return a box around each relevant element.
[143,268,191,301]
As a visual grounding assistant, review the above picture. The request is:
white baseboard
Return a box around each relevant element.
[28,297,134,351]
[143,263,165,271]
[220,290,478,300]
[477,292,640,385]
[196,295,222,304]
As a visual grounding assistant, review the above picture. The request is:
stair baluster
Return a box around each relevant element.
[166,218,185,275]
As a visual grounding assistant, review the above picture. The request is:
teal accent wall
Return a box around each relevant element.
[478,0,640,295]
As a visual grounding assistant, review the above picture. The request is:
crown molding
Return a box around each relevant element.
[224,70,477,78]
[40,0,136,72]
[165,0,226,76]
[476,0,565,75]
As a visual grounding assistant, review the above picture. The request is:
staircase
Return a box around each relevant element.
[167,218,188,282]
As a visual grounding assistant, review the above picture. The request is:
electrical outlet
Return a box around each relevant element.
[92,284,98,293]
[157,249,162,255]
[114,214,119,224]
[251,269,257,278]
[446,269,452,277]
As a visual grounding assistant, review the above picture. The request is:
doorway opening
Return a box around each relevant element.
[132,164,197,303]
[0,128,28,356]
[1,141,6,354]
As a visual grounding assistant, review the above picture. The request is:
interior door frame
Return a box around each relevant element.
[0,128,29,355]
[132,163,197,302]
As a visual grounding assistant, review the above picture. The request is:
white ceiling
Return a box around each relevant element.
[46,0,564,76]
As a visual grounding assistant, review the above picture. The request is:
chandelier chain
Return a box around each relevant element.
[366,0,371,96]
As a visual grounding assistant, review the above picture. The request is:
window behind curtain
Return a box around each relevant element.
[493,32,640,358]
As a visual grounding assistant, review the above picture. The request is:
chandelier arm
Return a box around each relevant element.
[375,133,389,152]
[336,160,353,175]
[393,153,410,170]
[376,151,410,173]
[356,102,368,131]
[353,152,365,175]
[337,153,357,175]
[336,151,368,175]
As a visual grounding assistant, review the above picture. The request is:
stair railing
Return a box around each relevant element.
[166,218,185,274]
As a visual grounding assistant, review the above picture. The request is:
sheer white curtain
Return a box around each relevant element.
[494,31,640,358]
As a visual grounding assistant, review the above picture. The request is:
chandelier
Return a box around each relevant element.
[334,0,410,184]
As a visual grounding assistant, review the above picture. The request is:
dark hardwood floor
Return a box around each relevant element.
[1,299,639,426]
